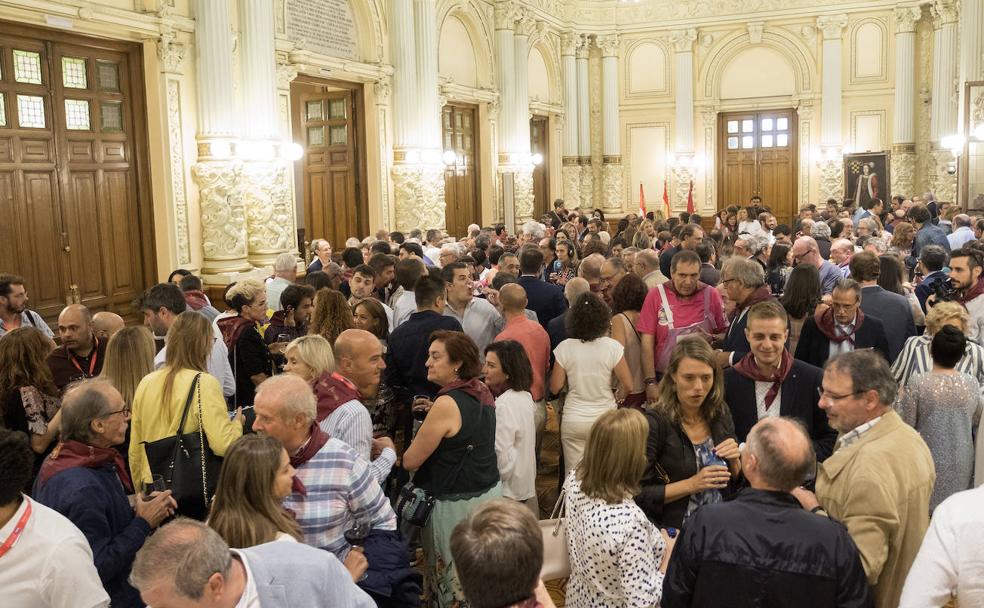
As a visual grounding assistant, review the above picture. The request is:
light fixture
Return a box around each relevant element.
[531,152,544,166]
[404,149,420,164]
[421,149,442,164]
[209,141,232,159]
[941,134,965,155]
[281,142,304,161]
[236,141,275,161]
[442,150,457,165]
[974,124,984,141]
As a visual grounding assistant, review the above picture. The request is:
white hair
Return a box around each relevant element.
[273,253,298,273]
[256,375,317,423]
[345,237,361,249]
[520,221,546,240]
[811,222,831,239]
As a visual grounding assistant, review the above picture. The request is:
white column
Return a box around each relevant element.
[495,5,516,155]
[816,15,848,202]
[512,14,535,223]
[817,15,848,147]
[961,0,984,91]
[892,6,921,198]
[671,29,697,154]
[930,0,958,142]
[414,0,441,152]
[598,34,623,213]
[193,0,249,275]
[239,0,278,140]
[576,37,590,159]
[390,0,417,150]
[560,32,581,207]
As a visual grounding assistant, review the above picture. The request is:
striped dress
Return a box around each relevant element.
[285,437,397,559]
[891,334,984,392]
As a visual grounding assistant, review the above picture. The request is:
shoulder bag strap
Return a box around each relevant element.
[26,311,38,327]
[194,375,211,507]
[174,373,202,435]
[620,313,641,342]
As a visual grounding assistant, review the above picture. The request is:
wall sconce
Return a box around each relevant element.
[941,134,966,156]
[442,150,457,165]
[280,143,304,161]
[531,152,544,166]
[973,124,984,141]
[404,149,421,164]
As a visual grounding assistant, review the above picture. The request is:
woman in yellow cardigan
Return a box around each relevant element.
[129,311,244,492]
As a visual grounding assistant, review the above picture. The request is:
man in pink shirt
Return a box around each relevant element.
[495,283,551,448]
[639,250,727,403]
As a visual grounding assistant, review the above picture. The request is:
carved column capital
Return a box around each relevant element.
[597,34,620,57]
[576,34,591,59]
[494,0,517,30]
[157,24,186,74]
[561,31,579,56]
[514,12,536,38]
[931,0,958,26]
[671,28,698,53]
[374,75,392,104]
[894,5,922,34]
[816,14,849,40]
[275,62,298,90]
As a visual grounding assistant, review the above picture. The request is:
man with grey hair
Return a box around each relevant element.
[577,252,606,294]
[829,238,855,278]
[793,350,934,608]
[266,252,299,311]
[857,216,880,240]
[862,236,888,256]
[519,220,546,245]
[948,213,975,250]
[664,417,869,607]
[810,221,833,259]
[745,233,771,273]
[718,256,774,367]
[130,518,374,607]
[33,379,176,607]
[252,375,418,605]
[794,278,892,367]
[424,228,443,265]
[633,248,668,288]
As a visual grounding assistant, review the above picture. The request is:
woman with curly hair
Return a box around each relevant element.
[550,292,633,474]
[0,327,61,473]
[208,433,303,548]
[890,221,916,260]
[610,273,648,409]
[635,338,740,529]
[309,288,354,346]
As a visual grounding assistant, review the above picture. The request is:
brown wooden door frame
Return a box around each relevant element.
[0,20,155,321]
[717,108,798,225]
[290,76,368,254]
[531,114,550,220]
[442,102,480,238]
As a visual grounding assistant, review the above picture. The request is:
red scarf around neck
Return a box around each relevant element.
[814,306,865,345]
[960,276,984,304]
[216,315,255,351]
[439,378,496,408]
[289,423,330,496]
[312,372,362,422]
[730,285,774,322]
[36,440,134,494]
[732,350,793,409]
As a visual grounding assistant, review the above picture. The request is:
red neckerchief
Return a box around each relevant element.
[732,350,793,410]
[289,423,330,496]
[67,336,99,378]
[662,279,706,299]
[216,316,254,350]
[960,276,984,304]
[36,440,134,494]
[438,378,496,408]
[730,285,774,322]
[183,290,209,311]
[312,372,362,422]
[0,498,32,559]
[814,307,865,345]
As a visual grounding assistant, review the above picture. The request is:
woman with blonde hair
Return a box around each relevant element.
[130,311,243,518]
[283,335,336,382]
[635,338,740,529]
[101,325,156,463]
[208,434,302,547]
[309,288,355,345]
[892,300,984,391]
[219,279,275,417]
[564,408,669,607]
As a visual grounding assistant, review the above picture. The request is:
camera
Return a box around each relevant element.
[946,162,957,176]
[929,277,957,305]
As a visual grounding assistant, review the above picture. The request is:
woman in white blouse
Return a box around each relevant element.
[565,408,671,608]
[484,340,538,514]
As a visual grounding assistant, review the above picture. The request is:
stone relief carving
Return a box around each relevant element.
[672,165,695,212]
[157,18,185,74]
[894,6,922,34]
[932,0,958,25]
[917,25,933,194]
[514,166,536,223]
[818,158,843,202]
[747,22,765,45]
[702,110,716,210]
[602,163,624,213]
[165,79,191,265]
[930,149,957,201]
[596,34,620,57]
[276,62,299,90]
[817,15,848,40]
[671,28,698,53]
[375,76,392,104]
[618,0,864,22]
[242,162,293,264]
[193,161,249,264]
[892,151,917,198]
[562,165,582,209]
[561,31,578,55]
[392,166,447,232]
[579,164,595,209]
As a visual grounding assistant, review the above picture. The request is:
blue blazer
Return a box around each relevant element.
[518,275,567,329]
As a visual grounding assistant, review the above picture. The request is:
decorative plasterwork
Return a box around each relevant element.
[700,28,815,99]
[193,161,250,272]
[275,61,299,90]
[612,0,879,26]
[671,28,698,53]
[747,22,765,45]
[157,20,186,74]
[562,164,582,208]
[596,34,620,57]
[818,157,844,202]
[438,0,497,89]
[579,161,595,209]
[892,149,917,197]
[242,162,293,266]
[701,109,716,210]
[601,162,625,213]
[560,31,579,56]
[392,165,447,232]
[894,6,922,34]
[514,166,536,223]
[165,79,190,265]
[931,0,958,25]
[930,148,957,201]
[671,165,695,212]
[817,14,849,40]
[797,102,814,206]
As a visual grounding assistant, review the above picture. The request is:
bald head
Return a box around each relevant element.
[333,328,378,360]
[498,283,528,314]
[92,311,125,340]
[578,253,605,281]
[791,236,821,269]
[332,328,384,395]
[254,373,317,425]
[57,304,94,353]
[564,277,590,305]
[744,417,814,492]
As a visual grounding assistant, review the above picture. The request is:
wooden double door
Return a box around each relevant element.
[0,23,153,322]
[442,103,480,238]
[717,109,797,224]
[292,79,367,255]
[531,115,550,219]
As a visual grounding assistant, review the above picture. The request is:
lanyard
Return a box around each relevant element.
[0,499,32,559]
[68,337,99,377]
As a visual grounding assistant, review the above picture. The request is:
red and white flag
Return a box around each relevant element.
[639,183,647,218]
[662,180,670,219]
[686,180,695,214]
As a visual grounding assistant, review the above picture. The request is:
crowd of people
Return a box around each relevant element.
[2,192,984,607]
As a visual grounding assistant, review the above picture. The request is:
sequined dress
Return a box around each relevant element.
[896,372,983,510]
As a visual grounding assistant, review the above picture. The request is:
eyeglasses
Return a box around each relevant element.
[98,406,131,419]
[817,388,863,402]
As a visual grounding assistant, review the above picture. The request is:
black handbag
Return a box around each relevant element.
[142,373,223,520]
[396,444,473,529]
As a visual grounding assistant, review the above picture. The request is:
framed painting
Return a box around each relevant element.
[844,152,890,206]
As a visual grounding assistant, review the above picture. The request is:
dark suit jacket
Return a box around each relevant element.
[547,311,567,353]
[518,275,567,329]
[700,264,720,287]
[722,295,780,363]
[723,359,837,461]
[793,314,892,367]
[816,237,832,260]
[914,270,947,313]
[859,285,916,362]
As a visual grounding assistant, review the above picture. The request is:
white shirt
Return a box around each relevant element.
[424,245,441,266]
[391,290,417,331]
[837,415,882,449]
[899,486,984,607]
[155,323,236,397]
[827,319,857,360]
[444,297,502,356]
[948,226,976,251]
[754,381,782,421]
[320,399,396,485]
[554,337,624,424]
[494,389,538,501]
[232,551,261,608]
[0,496,110,608]
[266,276,292,312]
